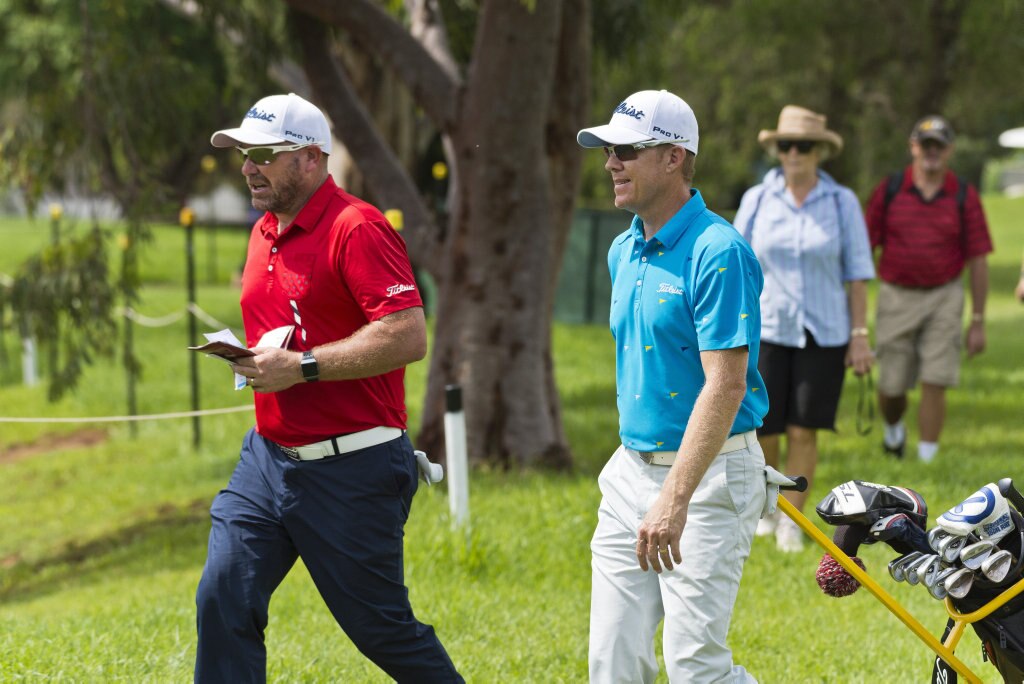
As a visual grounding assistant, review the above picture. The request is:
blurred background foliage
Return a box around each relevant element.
[2,0,1021,217]
[583,0,1024,210]
[1,0,1023,398]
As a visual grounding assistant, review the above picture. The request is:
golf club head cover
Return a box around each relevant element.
[832,523,869,556]
[816,553,865,597]
[937,483,1015,542]
[816,480,928,529]
[868,513,932,555]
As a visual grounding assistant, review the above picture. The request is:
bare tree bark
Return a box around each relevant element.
[285,0,589,469]
[290,11,441,266]
[917,0,967,116]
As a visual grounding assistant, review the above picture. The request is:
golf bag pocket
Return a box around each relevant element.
[949,513,1024,682]
[977,616,1024,683]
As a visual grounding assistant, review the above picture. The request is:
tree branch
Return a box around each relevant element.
[289,9,440,267]
[284,0,460,131]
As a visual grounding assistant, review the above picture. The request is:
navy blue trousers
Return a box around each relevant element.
[195,428,462,683]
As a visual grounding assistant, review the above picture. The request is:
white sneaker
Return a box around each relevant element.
[756,511,779,537]
[775,516,805,553]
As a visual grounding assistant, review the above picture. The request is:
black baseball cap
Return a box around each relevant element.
[911,115,954,145]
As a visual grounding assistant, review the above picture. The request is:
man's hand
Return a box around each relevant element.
[965,322,986,358]
[636,493,687,573]
[231,347,302,393]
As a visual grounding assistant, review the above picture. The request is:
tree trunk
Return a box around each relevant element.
[416,0,586,468]
[285,0,590,468]
[916,0,967,116]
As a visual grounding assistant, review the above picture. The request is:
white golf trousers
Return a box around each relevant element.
[589,441,766,684]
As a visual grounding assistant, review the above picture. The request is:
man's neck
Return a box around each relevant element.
[912,164,947,195]
[274,175,327,234]
[640,189,690,241]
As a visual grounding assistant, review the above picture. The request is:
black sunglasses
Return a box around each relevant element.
[777,140,816,154]
[602,141,675,162]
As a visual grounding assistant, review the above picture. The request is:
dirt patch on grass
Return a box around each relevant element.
[0,428,109,465]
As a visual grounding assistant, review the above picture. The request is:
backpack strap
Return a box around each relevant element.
[832,192,844,236]
[879,171,904,248]
[884,171,904,209]
[740,184,768,237]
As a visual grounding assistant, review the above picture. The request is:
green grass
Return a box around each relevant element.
[1,197,1024,682]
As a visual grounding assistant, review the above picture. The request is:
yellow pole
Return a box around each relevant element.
[776,497,981,683]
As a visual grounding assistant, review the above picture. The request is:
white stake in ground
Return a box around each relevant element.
[444,384,470,529]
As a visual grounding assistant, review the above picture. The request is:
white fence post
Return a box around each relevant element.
[22,336,37,387]
[444,384,469,528]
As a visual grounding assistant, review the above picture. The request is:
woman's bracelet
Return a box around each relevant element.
[850,327,869,337]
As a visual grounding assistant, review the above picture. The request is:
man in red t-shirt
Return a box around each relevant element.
[194,93,462,683]
[865,115,992,464]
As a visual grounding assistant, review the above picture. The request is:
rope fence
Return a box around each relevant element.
[120,303,231,331]
[0,405,252,424]
[1,302,245,426]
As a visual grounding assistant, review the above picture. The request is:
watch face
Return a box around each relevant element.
[302,352,319,381]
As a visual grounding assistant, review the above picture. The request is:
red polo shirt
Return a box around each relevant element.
[865,166,992,288]
[239,177,423,446]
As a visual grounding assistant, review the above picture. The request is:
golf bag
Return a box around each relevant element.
[815,480,1024,683]
[932,509,1024,684]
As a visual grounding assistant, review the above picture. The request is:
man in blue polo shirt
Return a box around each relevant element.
[579,89,769,683]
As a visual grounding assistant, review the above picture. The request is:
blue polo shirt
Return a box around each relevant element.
[609,189,768,452]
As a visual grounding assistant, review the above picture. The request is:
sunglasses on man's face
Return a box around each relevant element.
[918,139,949,152]
[777,140,816,154]
[602,141,675,162]
[237,143,309,166]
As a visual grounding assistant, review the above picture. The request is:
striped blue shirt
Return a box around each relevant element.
[609,189,768,452]
[734,168,875,348]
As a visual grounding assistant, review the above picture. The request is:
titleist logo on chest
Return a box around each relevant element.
[386,283,416,297]
[657,283,684,296]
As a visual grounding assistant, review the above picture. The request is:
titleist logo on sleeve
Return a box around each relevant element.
[386,284,416,297]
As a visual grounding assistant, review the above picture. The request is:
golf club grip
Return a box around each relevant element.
[780,475,808,492]
[998,478,1024,513]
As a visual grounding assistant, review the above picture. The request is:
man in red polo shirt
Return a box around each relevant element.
[865,115,992,463]
[194,93,462,683]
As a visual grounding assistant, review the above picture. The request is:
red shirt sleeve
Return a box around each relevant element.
[962,184,993,260]
[337,219,423,322]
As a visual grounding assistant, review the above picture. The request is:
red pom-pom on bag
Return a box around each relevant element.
[816,553,865,597]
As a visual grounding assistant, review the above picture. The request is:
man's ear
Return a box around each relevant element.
[303,146,324,169]
[666,145,685,172]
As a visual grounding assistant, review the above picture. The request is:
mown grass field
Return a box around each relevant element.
[1,196,1022,682]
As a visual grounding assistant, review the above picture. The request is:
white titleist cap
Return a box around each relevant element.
[577,89,699,155]
[210,93,332,154]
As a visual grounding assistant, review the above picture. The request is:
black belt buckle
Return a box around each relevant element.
[637,451,654,464]
[279,445,301,461]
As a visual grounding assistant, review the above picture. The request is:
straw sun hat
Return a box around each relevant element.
[758,105,844,160]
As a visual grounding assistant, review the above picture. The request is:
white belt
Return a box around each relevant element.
[628,430,757,466]
[276,427,403,461]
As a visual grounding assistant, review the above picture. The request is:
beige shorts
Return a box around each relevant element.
[875,279,964,394]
